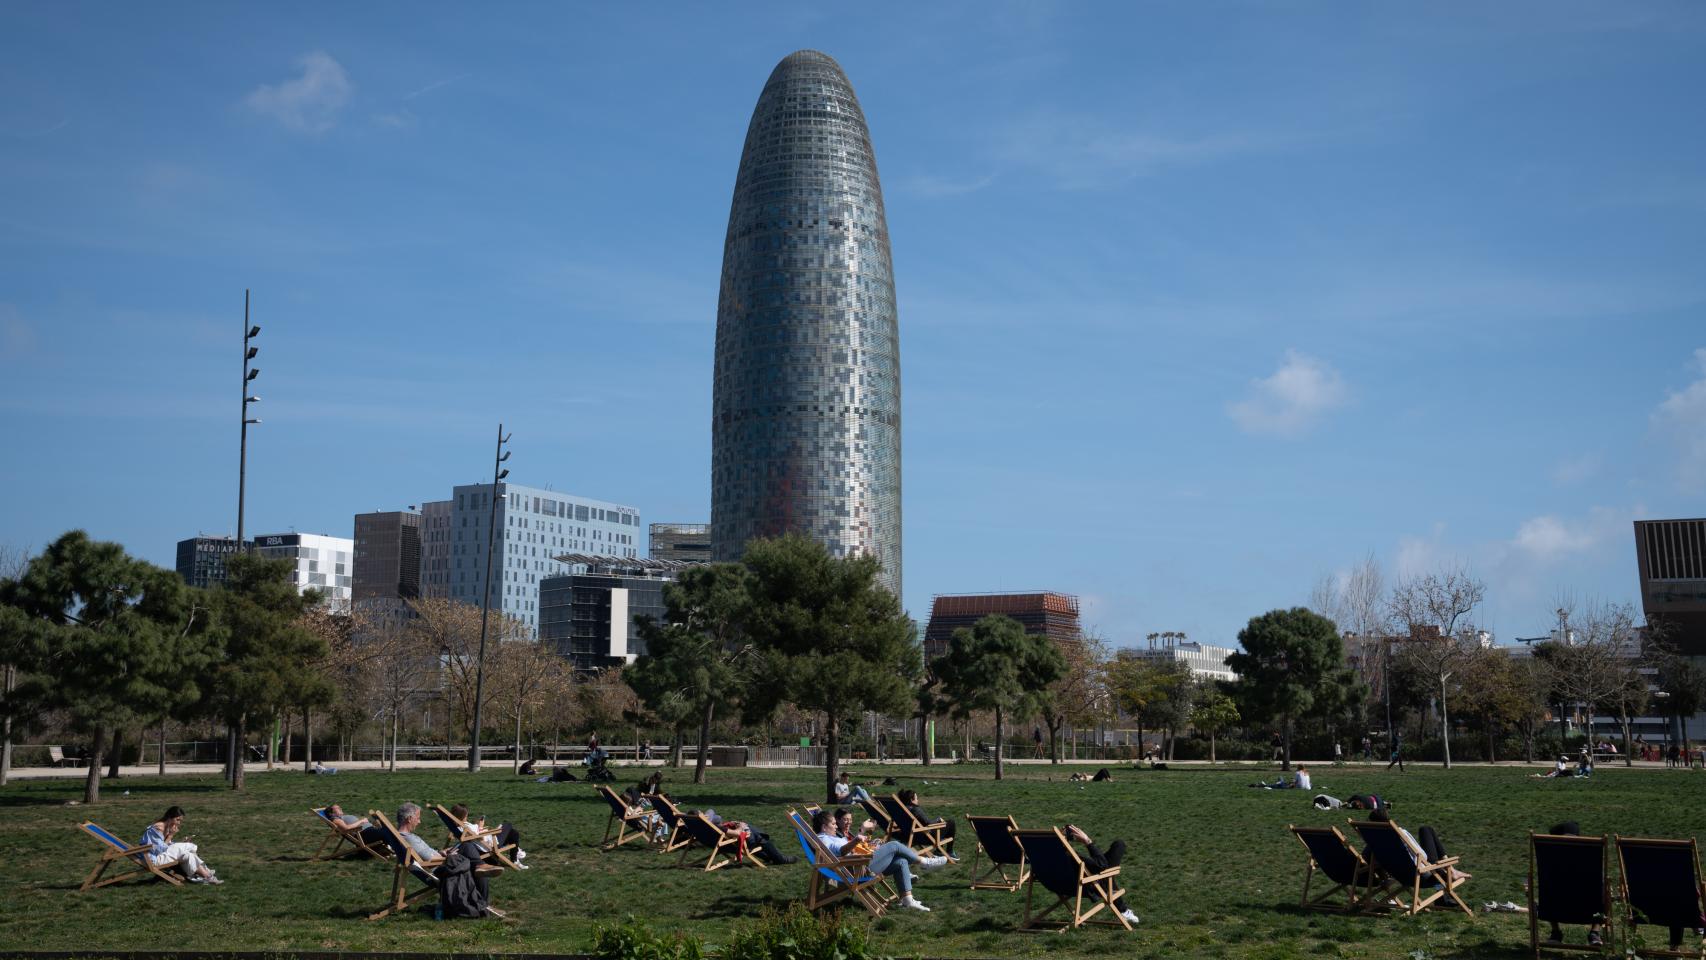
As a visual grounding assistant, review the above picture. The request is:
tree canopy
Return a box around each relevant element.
[1226,606,1354,770]
[931,614,1066,779]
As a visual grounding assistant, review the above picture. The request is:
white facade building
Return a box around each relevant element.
[447,482,640,637]
[253,532,355,611]
[1125,639,1237,681]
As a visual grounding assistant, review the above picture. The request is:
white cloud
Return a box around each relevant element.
[1511,516,1596,557]
[246,51,351,134]
[1227,349,1348,436]
[999,113,1254,189]
[1653,348,1706,491]
[1550,454,1599,485]
[901,172,997,197]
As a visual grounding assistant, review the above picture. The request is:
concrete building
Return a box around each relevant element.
[352,510,420,601]
[650,522,711,564]
[417,499,453,600]
[540,561,671,673]
[1122,637,1237,681]
[923,592,1081,662]
[1634,517,1706,656]
[175,535,245,590]
[711,50,903,597]
[446,482,640,637]
[252,532,355,611]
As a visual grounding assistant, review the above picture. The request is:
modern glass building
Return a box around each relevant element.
[711,49,902,597]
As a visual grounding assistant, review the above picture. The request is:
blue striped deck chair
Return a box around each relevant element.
[786,808,893,916]
[79,821,184,892]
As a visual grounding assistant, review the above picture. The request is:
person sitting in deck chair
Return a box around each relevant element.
[897,788,956,854]
[1064,824,1140,925]
[141,806,222,884]
[326,803,386,848]
[1542,821,1605,948]
[448,803,527,868]
[397,802,502,911]
[1367,808,1470,883]
[812,808,946,912]
[834,806,881,842]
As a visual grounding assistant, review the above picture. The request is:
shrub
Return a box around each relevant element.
[593,917,707,960]
[722,904,885,960]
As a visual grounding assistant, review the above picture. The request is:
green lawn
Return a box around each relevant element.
[2,762,1699,959]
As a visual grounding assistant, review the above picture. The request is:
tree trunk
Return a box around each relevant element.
[919,715,932,766]
[1047,718,1062,763]
[1209,729,1217,764]
[514,712,523,774]
[1619,703,1634,767]
[107,728,123,779]
[1166,725,1177,761]
[157,722,167,776]
[993,706,1005,781]
[693,698,715,785]
[1438,678,1452,769]
[229,718,246,790]
[265,713,275,771]
[84,726,107,804]
[824,709,841,802]
[389,711,399,773]
[303,708,313,774]
[1281,714,1292,771]
[668,728,683,768]
[0,664,15,787]
[1487,723,1497,764]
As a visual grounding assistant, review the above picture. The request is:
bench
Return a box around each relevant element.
[48,746,80,768]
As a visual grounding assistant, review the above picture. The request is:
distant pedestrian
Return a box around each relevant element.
[1361,736,1372,761]
[1271,732,1284,763]
[1033,727,1044,758]
[1386,734,1405,772]
[876,732,887,762]
[1334,742,1343,763]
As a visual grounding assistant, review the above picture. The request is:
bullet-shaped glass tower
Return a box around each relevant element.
[711,50,901,596]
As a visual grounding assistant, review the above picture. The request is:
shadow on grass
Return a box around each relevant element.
[696,891,780,920]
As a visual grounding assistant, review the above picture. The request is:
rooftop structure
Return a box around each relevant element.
[922,591,1081,662]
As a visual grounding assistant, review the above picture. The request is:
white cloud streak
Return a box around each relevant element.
[246,51,352,134]
[1227,349,1348,437]
[1653,348,1706,492]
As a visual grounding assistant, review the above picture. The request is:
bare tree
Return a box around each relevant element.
[1039,630,1110,761]
[412,597,526,758]
[489,640,565,772]
[1387,566,1486,769]
[1548,600,1646,765]
[1311,554,1387,731]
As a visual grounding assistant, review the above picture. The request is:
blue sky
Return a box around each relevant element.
[3,3,1703,649]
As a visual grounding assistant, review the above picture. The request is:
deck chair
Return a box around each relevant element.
[786,808,894,916]
[311,807,387,862]
[1011,827,1132,931]
[432,805,520,870]
[857,796,893,837]
[1290,824,1372,911]
[1614,836,1705,959]
[967,815,1029,891]
[649,795,694,854]
[364,810,443,921]
[1529,832,1611,957]
[1349,818,1472,916]
[597,785,655,851]
[79,822,184,891]
[879,794,951,857]
[675,812,765,871]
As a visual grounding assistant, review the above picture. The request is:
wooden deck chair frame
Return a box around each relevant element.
[1348,818,1472,917]
[1613,835,1706,960]
[1290,824,1372,912]
[79,821,184,892]
[857,796,893,838]
[675,812,765,872]
[432,804,519,870]
[364,809,443,921]
[650,794,695,854]
[311,807,387,862]
[597,785,656,851]
[879,794,952,858]
[1011,827,1132,932]
[785,808,894,917]
[1528,832,1612,958]
[967,815,1029,891]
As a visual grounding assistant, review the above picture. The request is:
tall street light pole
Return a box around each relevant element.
[237,290,261,549]
[469,424,511,773]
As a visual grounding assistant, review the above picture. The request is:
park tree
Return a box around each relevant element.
[740,535,920,802]
[628,563,753,784]
[1539,599,1647,759]
[1310,552,1386,730]
[1189,680,1240,763]
[1106,656,1191,760]
[1226,607,1352,770]
[1037,630,1110,762]
[1455,646,1547,762]
[411,597,526,754]
[1387,566,1486,769]
[489,640,564,772]
[578,664,643,747]
[1655,656,1705,748]
[0,531,224,802]
[365,608,438,770]
[931,614,1066,780]
[0,543,34,787]
[206,552,326,790]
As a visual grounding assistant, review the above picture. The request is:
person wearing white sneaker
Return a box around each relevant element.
[812,810,934,912]
[140,806,221,885]
[1064,825,1137,925]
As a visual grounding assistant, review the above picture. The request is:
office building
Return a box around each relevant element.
[446,482,640,637]
[1634,517,1706,656]
[175,535,245,590]
[1121,636,1238,682]
[417,499,453,600]
[539,562,671,673]
[252,532,355,611]
[650,522,711,564]
[922,592,1082,662]
[711,50,903,597]
[352,510,420,601]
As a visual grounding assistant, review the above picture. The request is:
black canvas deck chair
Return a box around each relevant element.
[857,796,893,837]
[1289,824,1372,911]
[675,811,765,872]
[1614,836,1705,959]
[311,807,387,862]
[78,821,184,892]
[364,810,443,920]
[1349,818,1472,916]
[879,794,951,858]
[650,794,694,854]
[432,804,519,870]
[597,785,655,851]
[1011,827,1133,931]
[1529,832,1611,957]
[786,808,893,916]
[967,815,1029,891]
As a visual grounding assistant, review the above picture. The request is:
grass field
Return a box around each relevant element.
[2,761,1701,959]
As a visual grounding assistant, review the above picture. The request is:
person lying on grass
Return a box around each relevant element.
[812,808,947,912]
[141,805,222,884]
[447,803,527,869]
[1250,767,1311,790]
